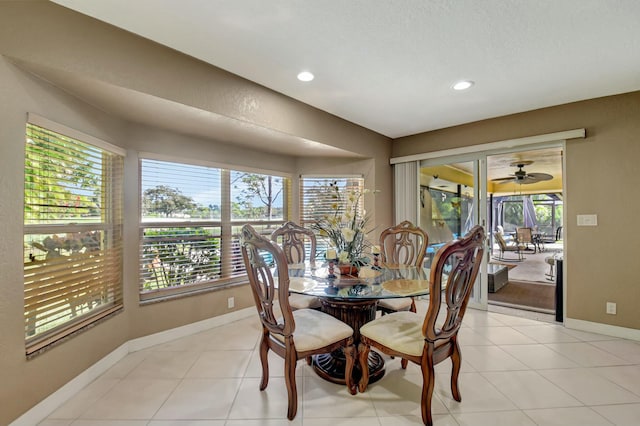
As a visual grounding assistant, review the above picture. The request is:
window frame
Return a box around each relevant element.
[23,114,125,355]
[138,154,291,302]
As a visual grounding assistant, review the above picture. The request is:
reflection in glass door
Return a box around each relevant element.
[419,159,487,309]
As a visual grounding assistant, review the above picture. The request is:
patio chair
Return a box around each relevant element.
[357,225,485,426]
[494,230,524,261]
[516,227,535,252]
[240,224,356,420]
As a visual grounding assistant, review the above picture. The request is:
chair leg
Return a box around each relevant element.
[357,342,371,393]
[450,339,462,402]
[284,351,298,420]
[420,347,436,426]
[259,334,270,390]
[343,340,357,395]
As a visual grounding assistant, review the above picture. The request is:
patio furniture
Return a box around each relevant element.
[516,227,535,252]
[494,230,525,261]
[488,263,509,292]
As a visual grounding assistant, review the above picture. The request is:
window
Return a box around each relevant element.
[139,158,289,300]
[300,175,365,256]
[24,117,124,355]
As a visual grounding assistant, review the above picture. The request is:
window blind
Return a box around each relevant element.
[300,176,365,253]
[140,158,289,300]
[24,122,124,355]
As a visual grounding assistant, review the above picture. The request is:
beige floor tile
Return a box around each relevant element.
[539,368,640,405]
[148,421,225,426]
[435,372,517,413]
[512,324,581,343]
[545,342,633,367]
[302,375,378,418]
[185,350,252,378]
[461,345,529,371]
[365,370,448,418]
[227,377,299,420]
[591,403,640,426]
[593,365,640,396]
[482,370,582,409]
[523,407,614,426]
[48,378,120,419]
[127,351,200,379]
[501,344,580,369]
[79,378,179,420]
[472,326,538,345]
[453,410,537,426]
[153,378,241,420]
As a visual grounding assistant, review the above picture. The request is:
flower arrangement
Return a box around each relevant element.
[311,181,373,269]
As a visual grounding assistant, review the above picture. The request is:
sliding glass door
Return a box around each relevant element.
[419,156,488,309]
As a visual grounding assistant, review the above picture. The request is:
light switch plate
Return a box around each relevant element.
[577,214,598,226]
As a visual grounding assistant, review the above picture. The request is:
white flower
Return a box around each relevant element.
[338,251,350,263]
[342,228,355,242]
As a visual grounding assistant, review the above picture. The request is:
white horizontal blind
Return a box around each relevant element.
[140,159,289,300]
[24,122,124,355]
[300,176,364,254]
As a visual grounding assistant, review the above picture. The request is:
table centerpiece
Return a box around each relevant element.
[311,181,374,277]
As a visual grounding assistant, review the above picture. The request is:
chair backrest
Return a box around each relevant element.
[423,225,485,343]
[271,221,317,267]
[241,224,294,337]
[516,227,533,244]
[494,230,508,250]
[379,220,428,267]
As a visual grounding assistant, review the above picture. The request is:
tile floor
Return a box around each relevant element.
[40,301,640,425]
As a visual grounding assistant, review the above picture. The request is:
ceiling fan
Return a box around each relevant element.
[492,161,553,185]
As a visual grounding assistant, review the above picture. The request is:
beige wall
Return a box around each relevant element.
[0,2,392,424]
[393,91,640,332]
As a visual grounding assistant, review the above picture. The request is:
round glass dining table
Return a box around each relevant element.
[286,263,431,386]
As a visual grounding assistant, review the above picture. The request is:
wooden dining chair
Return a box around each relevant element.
[271,221,322,310]
[377,220,429,315]
[358,225,485,426]
[240,224,356,420]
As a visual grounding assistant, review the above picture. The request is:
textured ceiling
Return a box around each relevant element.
[52,0,640,138]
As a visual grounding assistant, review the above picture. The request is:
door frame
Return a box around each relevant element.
[391,129,582,317]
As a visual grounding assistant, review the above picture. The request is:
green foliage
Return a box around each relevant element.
[141,227,221,289]
[25,124,102,223]
[233,173,283,220]
[143,185,197,217]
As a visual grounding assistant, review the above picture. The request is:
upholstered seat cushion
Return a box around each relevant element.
[288,293,322,309]
[360,311,424,356]
[377,297,413,312]
[274,309,353,352]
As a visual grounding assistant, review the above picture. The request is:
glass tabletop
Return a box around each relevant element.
[283,263,431,300]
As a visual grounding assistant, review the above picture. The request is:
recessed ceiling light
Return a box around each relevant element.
[297,71,314,82]
[452,80,474,91]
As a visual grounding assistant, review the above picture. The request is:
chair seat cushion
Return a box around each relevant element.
[289,293,322,309]
[360,311,424,356]
[275,309,353,352]
[377,297,413,312]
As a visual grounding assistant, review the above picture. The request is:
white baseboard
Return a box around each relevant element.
[10,307,255,426]
[565,317,640,341]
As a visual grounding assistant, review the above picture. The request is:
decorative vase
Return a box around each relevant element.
[338,264,359,277]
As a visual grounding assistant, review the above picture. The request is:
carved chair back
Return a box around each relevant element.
[379,220,428,267]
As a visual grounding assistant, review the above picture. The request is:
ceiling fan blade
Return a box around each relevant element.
[526,173,553,182]
[491,176,515,182]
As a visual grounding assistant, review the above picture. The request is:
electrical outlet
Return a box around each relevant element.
[228,296,235,309]
[606,302,616,315]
